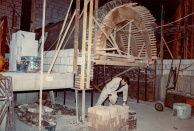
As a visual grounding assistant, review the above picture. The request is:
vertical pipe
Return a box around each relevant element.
[145,67,147,101]
[82,90,85,122]
[160,5,164,76]
[75,90,79,123]
[137,68,140,103]
[102,65,105,106]
[91,83,94,107]
[64,90,66,105]
[39,0,46,130]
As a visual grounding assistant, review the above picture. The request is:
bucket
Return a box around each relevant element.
[44,122,56,131]
[21,56,41,73]
[16,64,28,73]
[25,61,41,72]
[173,103,192,119]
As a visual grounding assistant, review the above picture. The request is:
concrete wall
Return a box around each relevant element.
[155,59,194,101]
[0,0,71,29]
[43,49,78,73]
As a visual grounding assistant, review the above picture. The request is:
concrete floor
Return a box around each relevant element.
[15,90,194,131]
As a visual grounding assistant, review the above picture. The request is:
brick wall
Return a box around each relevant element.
[0,0,71,30]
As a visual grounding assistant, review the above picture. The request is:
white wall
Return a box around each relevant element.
[43,49,78,73]
[155,59,194,101]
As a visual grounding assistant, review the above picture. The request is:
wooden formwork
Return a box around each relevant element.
[94,1,158,67]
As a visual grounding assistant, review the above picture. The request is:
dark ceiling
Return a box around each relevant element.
[72,0,180,22]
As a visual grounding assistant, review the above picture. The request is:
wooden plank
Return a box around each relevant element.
[97,52,151,60]
[93,0,99,55]
[94,60,147,67]
[0,20,3,54]
[127,21,132,56]
[86,0,93,89]
[73,0,80,73]
[1,16,7,57]
[110,58,135,63]
[12,4,17,29]
[32,1,36,32]
[98,48,117,51]
[46,4,75,79]
[130,34,138,57]
[109,34,122,56]
[55,0,73,49]
[138,43,145,57]
[39,0,46,130]
[80,0,87,90]
[92,17,116,51]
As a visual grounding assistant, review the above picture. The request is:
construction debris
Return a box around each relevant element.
[15,101,76,127]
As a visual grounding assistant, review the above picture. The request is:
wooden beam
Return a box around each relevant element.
[12,4,17,29]
[97,52,151,60]
[46,6,75,79]
[93,17,119,53]
[55,0,73,49]
[0,20,3,55]
[138,43,145,57]
[62,0,90,50]
[32,1,36,32]
[110,58,135,63]
[80,0,87,90]
[127,20,133,56]
[130,34,138,57]
[39,0,46,130]
[73,0,80,73]
[93,0,99,55]
[94,67,135,89]
[98,48,117,51]
[94,60,147,67]
[1,16,7,58]
[86,0,94,89]
[109,34,122,56]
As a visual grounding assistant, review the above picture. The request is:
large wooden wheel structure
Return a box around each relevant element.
[94,0,157,66]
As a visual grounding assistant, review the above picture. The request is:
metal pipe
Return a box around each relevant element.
[137,68,140,103]
[145,67,147,101]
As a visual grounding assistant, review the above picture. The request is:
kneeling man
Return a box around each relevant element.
[95,75,129,106]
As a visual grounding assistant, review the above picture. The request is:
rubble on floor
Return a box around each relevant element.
[15,101,76,127]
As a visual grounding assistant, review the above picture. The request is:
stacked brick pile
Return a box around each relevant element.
[88,105,136,131]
